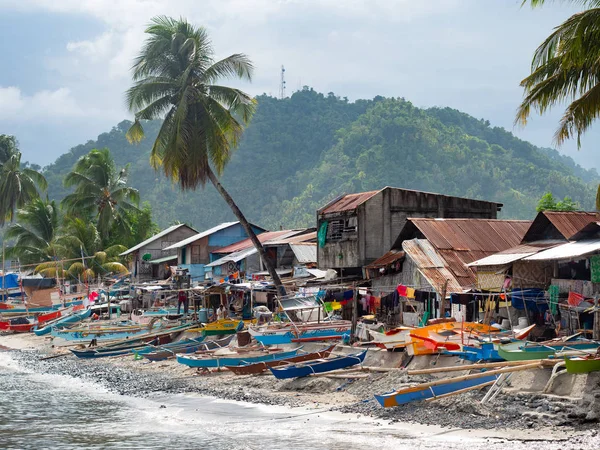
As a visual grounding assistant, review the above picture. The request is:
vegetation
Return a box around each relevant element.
[41,90,599,231]
[519,0,600,209]
[0,135,47,226]
[2,140,155,281]
[536,192,579,212]
[125,16,286,294]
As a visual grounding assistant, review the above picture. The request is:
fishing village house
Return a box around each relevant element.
[316,187,504,278]
[163,221,266,283]
[364,218,531,327]
[468,211,600,339]
[120,224,198,281]
[204,229,314,281]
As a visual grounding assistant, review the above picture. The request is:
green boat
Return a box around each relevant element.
[498,340,599,361]
[564,356,600,374]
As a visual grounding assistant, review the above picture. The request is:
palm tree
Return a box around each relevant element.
[4,197,60,265]
[0,139,47,226]
[62,148,140,241]
[35,217,128,281]
[125,16,286,295]
[517,0,600,208]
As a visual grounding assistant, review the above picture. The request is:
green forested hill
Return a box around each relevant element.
[42,88,599,230]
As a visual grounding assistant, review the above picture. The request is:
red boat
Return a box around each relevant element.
[37,309,62,326]
[9,322,35,333]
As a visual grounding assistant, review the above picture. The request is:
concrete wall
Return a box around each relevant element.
[318,187,500,270]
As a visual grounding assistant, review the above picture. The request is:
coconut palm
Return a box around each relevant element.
[4,198,60,265]
[36,217,128,281]
[62,148,140,241]
[0,141,47,226]
[517,0,600,208]
[125,16,286,294]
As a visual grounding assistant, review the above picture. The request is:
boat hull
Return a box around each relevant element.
[269,350,367,379]
[498,341,599,361]
[226,345,336,375]
[176,348,300,368]
[249,322,351,345]
[564,357,600,374]
[375,374,499,407]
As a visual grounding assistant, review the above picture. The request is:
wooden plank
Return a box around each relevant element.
[407,360,545,375]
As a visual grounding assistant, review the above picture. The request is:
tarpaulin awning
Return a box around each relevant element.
[0,273,19,289]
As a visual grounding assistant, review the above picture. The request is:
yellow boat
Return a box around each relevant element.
[188,318,245,336]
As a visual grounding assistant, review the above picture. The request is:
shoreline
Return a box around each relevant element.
[0,332,598,446]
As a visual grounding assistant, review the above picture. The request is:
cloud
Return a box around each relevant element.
[0,86,89,120]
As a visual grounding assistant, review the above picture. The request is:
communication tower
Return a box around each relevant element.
[279,65,286,99]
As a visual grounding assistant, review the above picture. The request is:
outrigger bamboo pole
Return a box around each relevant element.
[424,380,497,402]
[407,360,545,375]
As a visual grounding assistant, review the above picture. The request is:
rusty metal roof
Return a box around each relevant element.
[402,239,463,294]
[398,219,532,291]
[319,190,381,214]
[543,211,600,240]
[264,231,317,245]
[408,218,531,252]
[365,249,405,269]
[213,230,306,254]
[467,241,562,267]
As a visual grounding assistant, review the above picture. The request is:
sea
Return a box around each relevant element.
[0,350,578,450]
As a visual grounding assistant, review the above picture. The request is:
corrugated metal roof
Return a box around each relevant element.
[120,224,195,256]
[467,242,562,267]
[402,239,463,294]
[265,231,316,245]
[524,239,600,261]
[148,255,177,264]
[214,230,305,254]
[365,249,405,269]
[206,247,258,267]
[163,222,238,250]
[544,211,600,240]
[409,218,531,252]
[289,244,317,264]
[319,190,381,214]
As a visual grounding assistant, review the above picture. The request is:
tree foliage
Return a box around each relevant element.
[536,192,580,212]
[41,91,598,230]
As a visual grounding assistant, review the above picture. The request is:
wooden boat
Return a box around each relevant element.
[498,338,599,361]
[564,355,600,374]
[189,319,244,336]
[375,373,499,407]
[176,347,300,369]
[69,325,191,358]
[36,309,63,326]
[248,320,352,345]
[269,350,367,379]
[368,327,413,350]
[445,343,502,362]
[142,335,233,361]
[34,308,92,336]
[226,345,336,375]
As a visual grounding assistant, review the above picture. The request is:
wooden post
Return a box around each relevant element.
[439,279,448,319]
[351,284,358,343]
[593,296,600,341]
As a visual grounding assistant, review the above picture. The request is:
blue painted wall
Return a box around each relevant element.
[179,264,206,281]
[207,223,264,247]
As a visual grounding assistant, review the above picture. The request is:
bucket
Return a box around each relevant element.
[501,319,510,330]
[517,317,529,328]
[197,308,210,323]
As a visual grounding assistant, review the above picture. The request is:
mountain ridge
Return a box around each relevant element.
[41,88,599,230]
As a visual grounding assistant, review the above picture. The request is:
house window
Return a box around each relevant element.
[326,216,357,241]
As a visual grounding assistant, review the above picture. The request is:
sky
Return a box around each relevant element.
[0,0,598,170]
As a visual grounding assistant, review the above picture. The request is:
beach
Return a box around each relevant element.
[1,332,598,449]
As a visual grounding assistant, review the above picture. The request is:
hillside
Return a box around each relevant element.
[43,88,599,230]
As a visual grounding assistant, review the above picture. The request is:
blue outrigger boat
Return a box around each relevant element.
[142,335,233,362]
[375,372,499,407]
[444,343,503,362]
[269,350,367,379]
[35,308,92,336]
[176,347,301,369]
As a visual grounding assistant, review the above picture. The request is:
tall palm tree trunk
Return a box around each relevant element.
[206,168,287,296]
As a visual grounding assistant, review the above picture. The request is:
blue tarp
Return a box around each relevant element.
[0,273,19,289]
[511,288,548,313]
